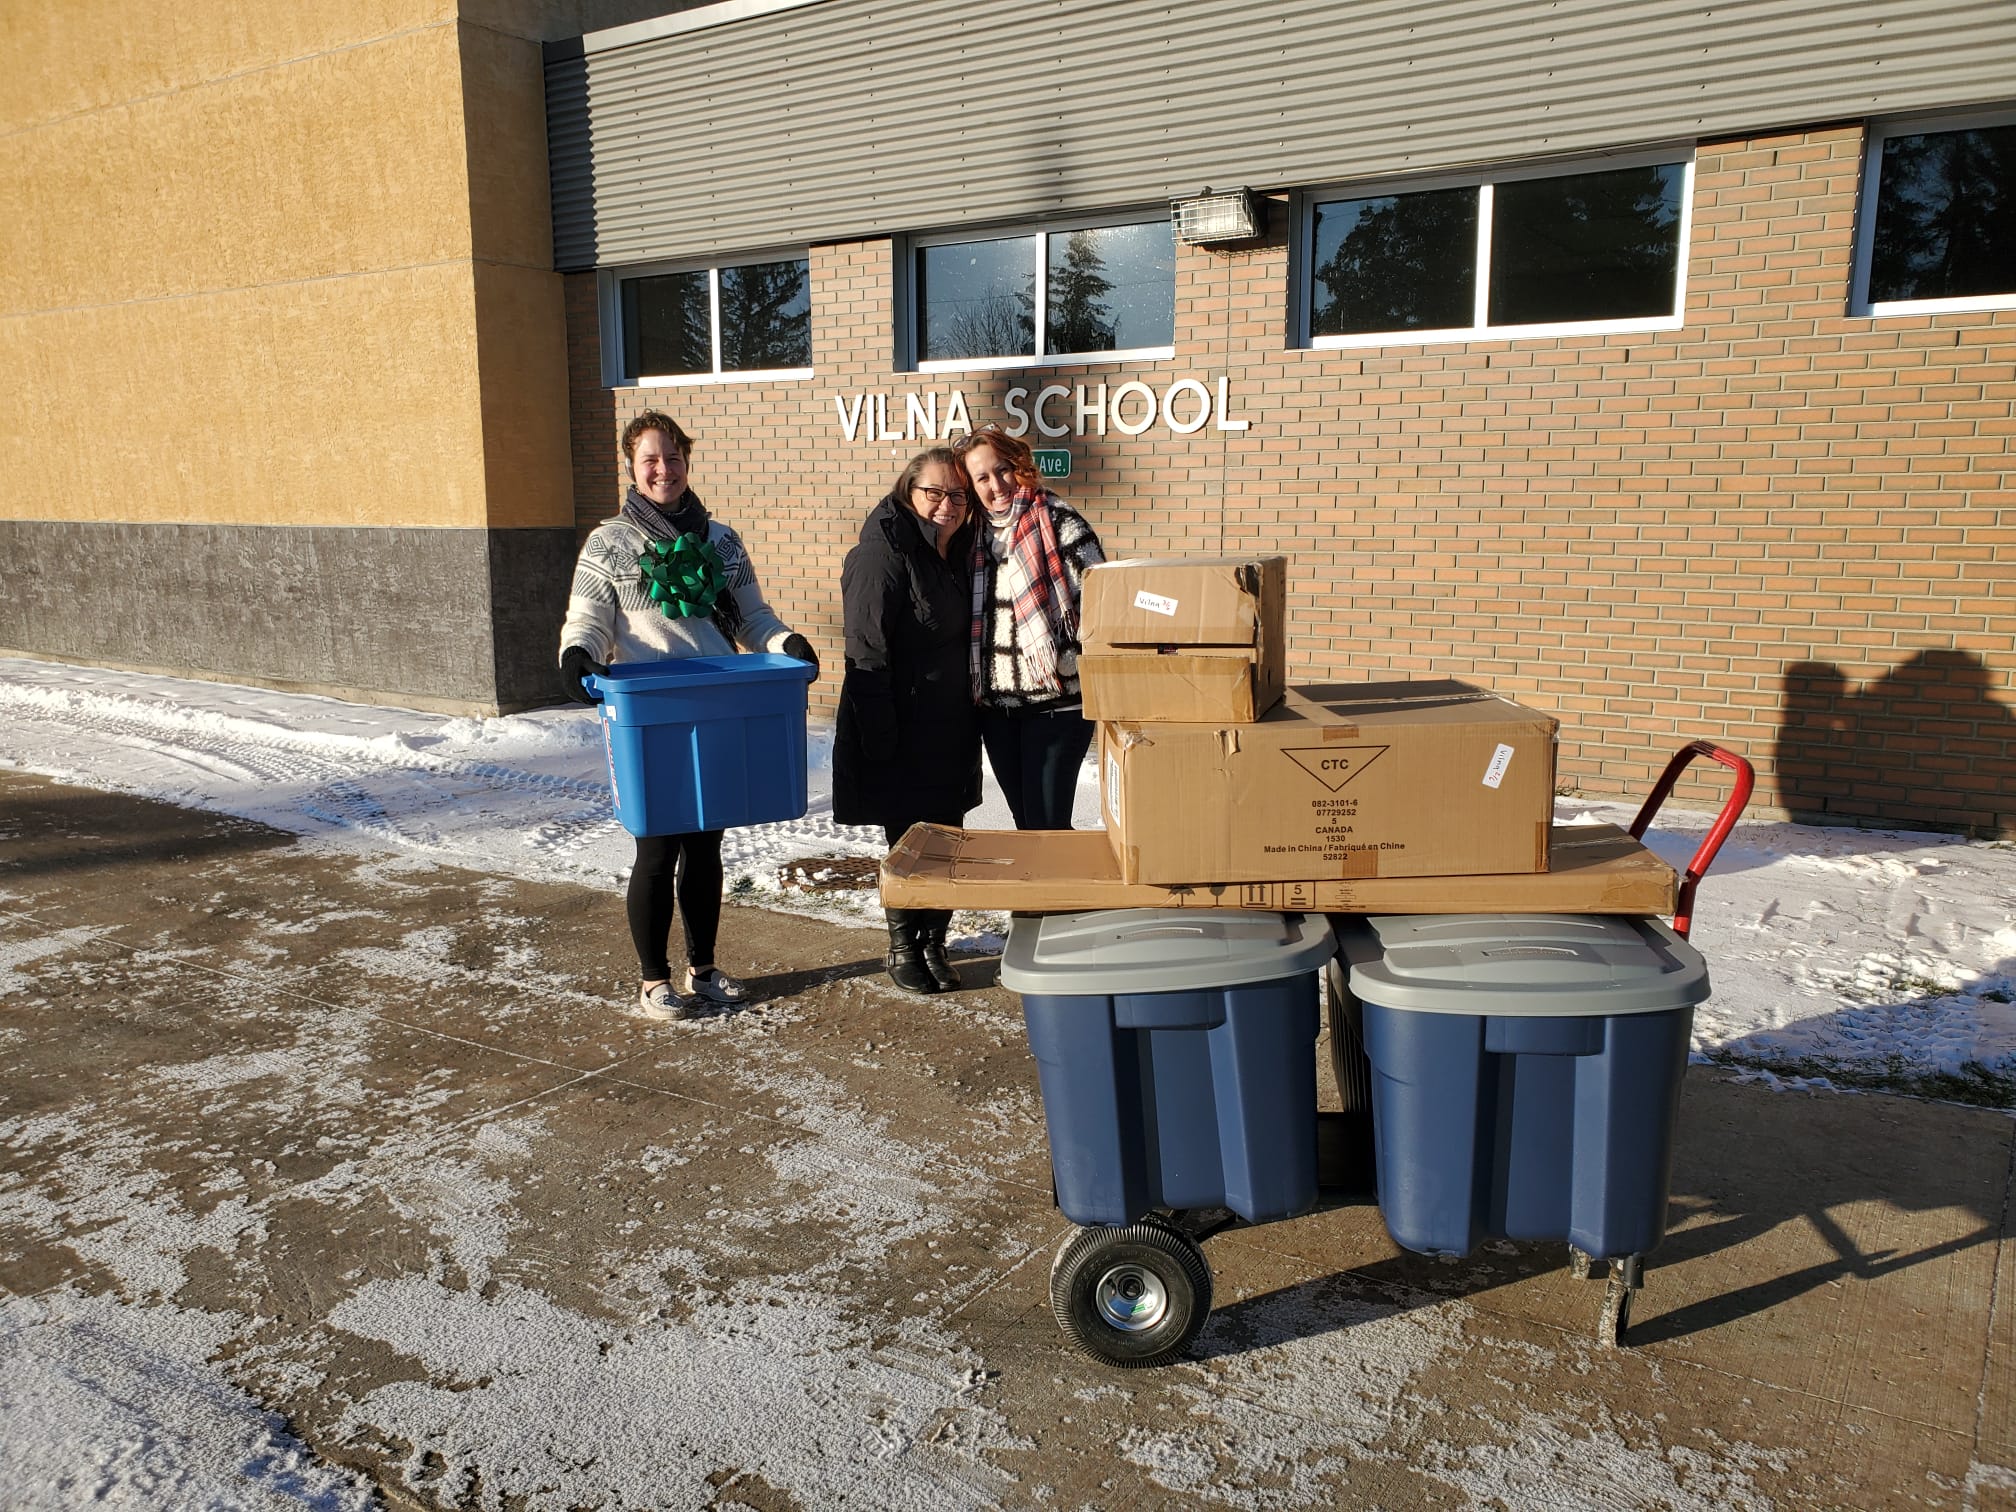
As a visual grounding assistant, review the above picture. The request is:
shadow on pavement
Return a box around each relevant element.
[741,956,892,1003]
[1184,1069,2012,1359]
[0,783,291,881]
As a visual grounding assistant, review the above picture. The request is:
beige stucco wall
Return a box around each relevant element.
[1,3,452,131]
[1,0,577,533]
[10,265,488,526]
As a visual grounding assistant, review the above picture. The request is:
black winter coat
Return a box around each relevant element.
[832,495,982,830]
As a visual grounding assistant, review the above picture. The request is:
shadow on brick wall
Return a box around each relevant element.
[1774,652,2016,838]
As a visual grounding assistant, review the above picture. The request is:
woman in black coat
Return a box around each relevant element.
[835,447,982,994]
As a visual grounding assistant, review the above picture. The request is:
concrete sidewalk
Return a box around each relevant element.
[3,766,2013,1511]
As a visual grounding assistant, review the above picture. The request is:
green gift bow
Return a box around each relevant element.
[637,533,726,620]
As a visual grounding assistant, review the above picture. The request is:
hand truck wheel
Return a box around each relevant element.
[1596,1253,1645,1349]
[1050,1217,1213,1369]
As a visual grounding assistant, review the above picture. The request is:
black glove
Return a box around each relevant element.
[560,645,607,705]
[781,634,820,678]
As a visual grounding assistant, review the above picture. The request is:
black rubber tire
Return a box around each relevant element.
[1050,1220,1213,1369]
[1599,1272,1634,1348]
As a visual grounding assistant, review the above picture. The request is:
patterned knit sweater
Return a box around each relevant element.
[975,496,1106,710]
[558,514,794,667]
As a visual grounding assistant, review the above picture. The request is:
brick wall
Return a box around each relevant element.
[562,125,2016,837]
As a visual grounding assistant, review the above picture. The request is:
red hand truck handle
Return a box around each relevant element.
[1628,741,1756,938]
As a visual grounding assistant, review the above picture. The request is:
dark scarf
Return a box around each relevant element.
[886,492,966,559]
[620,486,742,641]
[621,485,709,543]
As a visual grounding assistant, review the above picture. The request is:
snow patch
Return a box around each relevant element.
[326,1274,1027,1511]
[0,1290,376,1512]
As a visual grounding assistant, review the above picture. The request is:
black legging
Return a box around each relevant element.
[627,830,724,980]
[883,814,962,936]
[979,705,1096,830]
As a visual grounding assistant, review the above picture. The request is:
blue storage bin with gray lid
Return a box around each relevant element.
[1001,909,1336,1229]
[1335,913,1711,1260]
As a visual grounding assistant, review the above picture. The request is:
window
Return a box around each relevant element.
[1300,154,1692,347]
[1856,112,2016,315]
[910,216,1176,369]
[605,254,812,384]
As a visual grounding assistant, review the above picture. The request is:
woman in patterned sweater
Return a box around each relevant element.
[957,426,1107,830]
[558,411,818,1021]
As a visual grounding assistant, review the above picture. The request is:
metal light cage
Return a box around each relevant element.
[1171,188,1261,245]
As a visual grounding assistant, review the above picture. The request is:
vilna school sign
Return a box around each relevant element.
[832,376,1251,443]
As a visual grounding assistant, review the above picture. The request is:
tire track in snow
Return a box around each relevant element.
[0,685,607,853]
[0,675,884,881]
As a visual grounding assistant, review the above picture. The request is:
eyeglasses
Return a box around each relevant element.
[913,485,969,505]
[951,424,1007,453]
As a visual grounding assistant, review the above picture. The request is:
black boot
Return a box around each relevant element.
[915,910,961,992]
[884,909,939,994]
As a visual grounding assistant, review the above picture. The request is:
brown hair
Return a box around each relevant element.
[954,423,1042,494]
[621,410,694,465]
[888,446,970,508]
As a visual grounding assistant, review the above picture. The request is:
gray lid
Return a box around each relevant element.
[1336,914,1710,1016]
[1001,909,1336,996]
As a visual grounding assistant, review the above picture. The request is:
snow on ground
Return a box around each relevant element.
[2,653,2011,1511]
[0,1290,377,1512]
[0,655,2011,1100]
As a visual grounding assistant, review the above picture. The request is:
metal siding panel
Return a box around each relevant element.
[547,0,2016,271]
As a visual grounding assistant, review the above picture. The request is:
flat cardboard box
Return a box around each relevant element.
[880,823,1676,916]
[1079,556,1286,722]
[1101,678,1558,884]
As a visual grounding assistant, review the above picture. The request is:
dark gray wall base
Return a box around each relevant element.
[0,521,577,714]
[487,528,583,710]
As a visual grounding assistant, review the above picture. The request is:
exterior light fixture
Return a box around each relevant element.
[1171,187,1261,245]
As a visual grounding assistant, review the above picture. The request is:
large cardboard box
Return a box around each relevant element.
[1100,679,1558,884]
[1079,556,1286,723]
[880,823,1676,916]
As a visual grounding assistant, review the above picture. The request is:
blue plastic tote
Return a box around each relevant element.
[586,654,816,836]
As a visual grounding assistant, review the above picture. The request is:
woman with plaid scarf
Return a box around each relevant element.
[957,426,1107,829]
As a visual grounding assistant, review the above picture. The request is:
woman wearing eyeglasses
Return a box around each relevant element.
[957,424,1106,832]
[835,447,983,994]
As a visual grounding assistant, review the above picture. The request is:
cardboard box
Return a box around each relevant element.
[1101,678,1558,884]
[1080,648,1272,723]
[880,823,1676,917]
[1079,556,1286,722]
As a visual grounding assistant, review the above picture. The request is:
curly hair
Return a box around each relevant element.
[621,410,694,465]
[953,424,1042,494]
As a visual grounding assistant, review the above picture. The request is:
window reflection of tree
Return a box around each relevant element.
[1872,126,2014,303]
[938,280,1035,360]
[625,271,709,376]
[719,260,810,371]
[1047,231,1119,354]
[1489,164,1681,325]
[1312,189,1477,335]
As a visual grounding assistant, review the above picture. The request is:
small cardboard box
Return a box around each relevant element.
[1079,556,1286,723]
[1101,678,1558,884]
[1080,648,1272,724]
[880,823,1675,916]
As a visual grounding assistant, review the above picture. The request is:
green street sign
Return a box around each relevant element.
[1033,449,1071,480]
